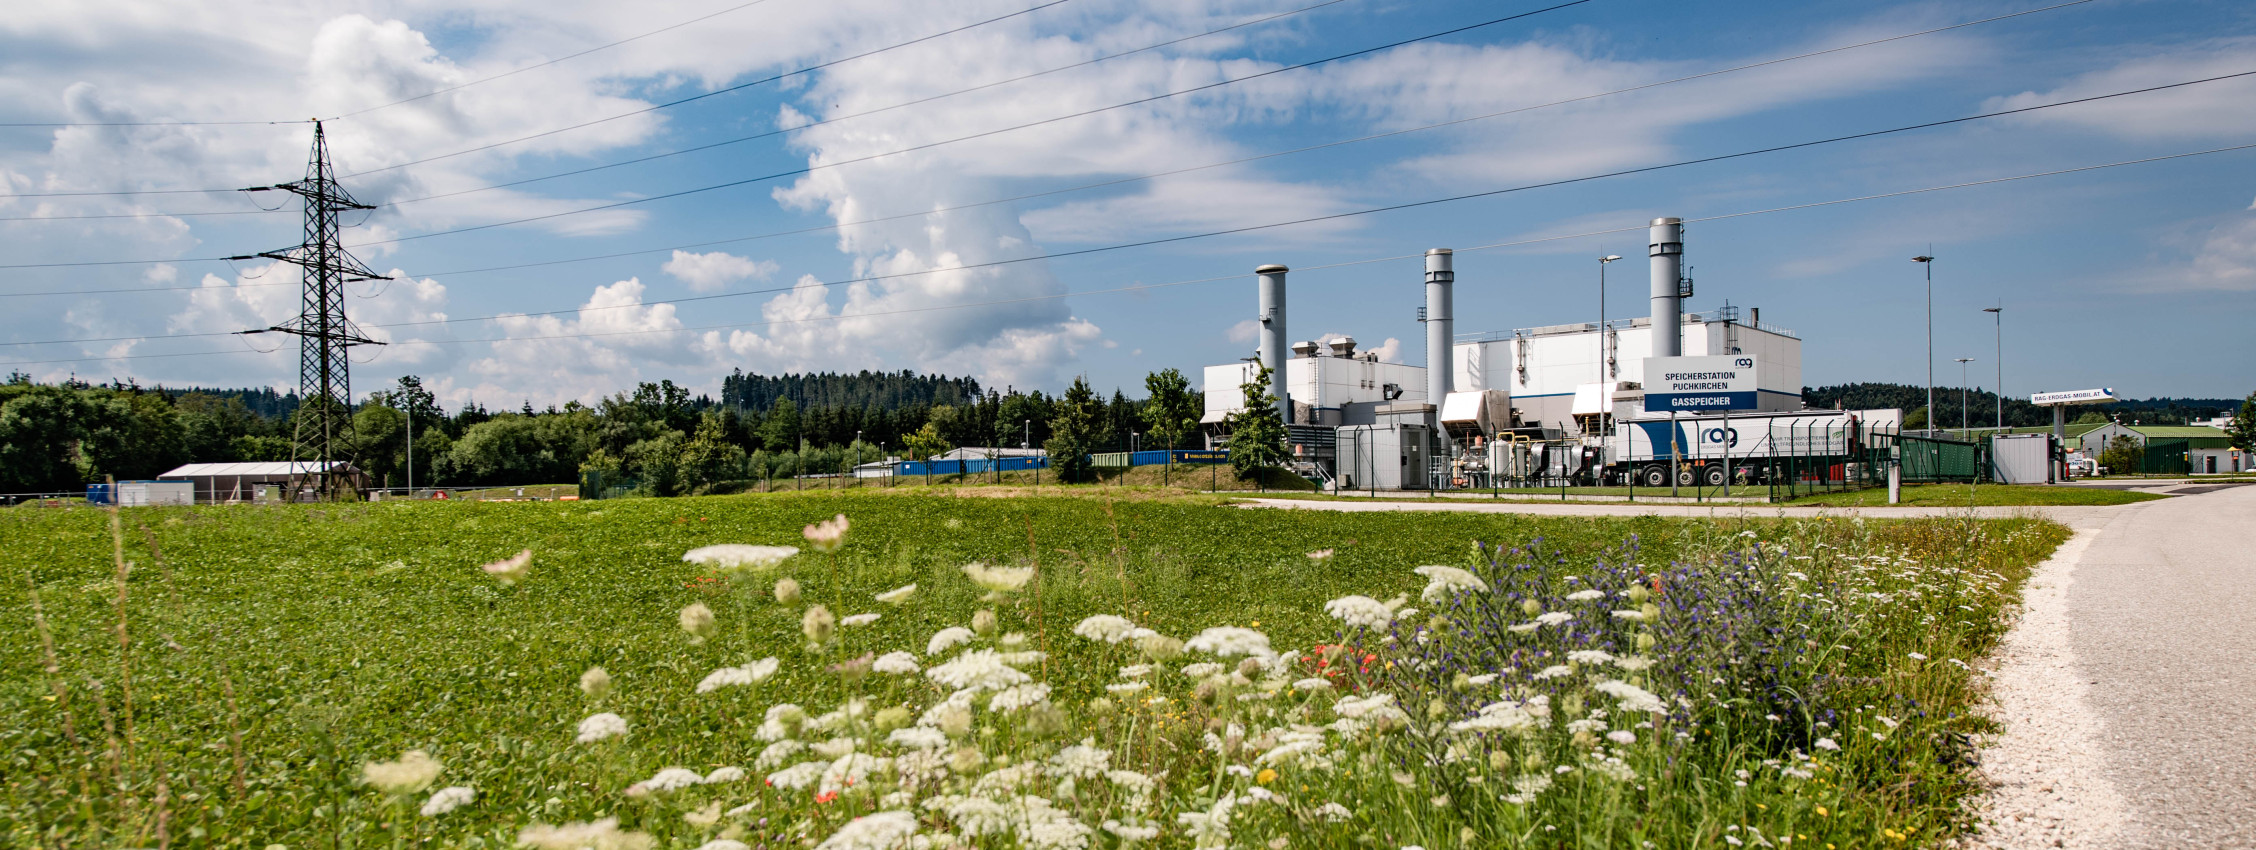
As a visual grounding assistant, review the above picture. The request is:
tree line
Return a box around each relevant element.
[0,369,1210,496]
[1801,382,2245,430]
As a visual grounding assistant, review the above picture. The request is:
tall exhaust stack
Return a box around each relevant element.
[1424,249,1453,406]
[1648,217,1683,358]
[1256,264,1291,424]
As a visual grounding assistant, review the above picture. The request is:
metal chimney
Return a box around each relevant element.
[1257,264,1291,424]
[1425,249,1453,405]
[1648,218,1683,359]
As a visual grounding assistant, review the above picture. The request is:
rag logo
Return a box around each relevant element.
[1734,357,1754,368]
[1704,427,1739,447]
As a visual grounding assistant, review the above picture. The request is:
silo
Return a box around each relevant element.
[1257,264,1291,424]
[1424,249,1453,405]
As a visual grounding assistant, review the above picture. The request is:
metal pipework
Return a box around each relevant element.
[1649,217,1683,359]
[1425,249,1454,405]
[1257,264,1291,424]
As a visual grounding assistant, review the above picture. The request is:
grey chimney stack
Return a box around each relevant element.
[1648,218,1683,359]
[1256,264,1291,424]
[1425,249,1453,406]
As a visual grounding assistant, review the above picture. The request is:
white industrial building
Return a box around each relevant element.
[1453,308,1802,433]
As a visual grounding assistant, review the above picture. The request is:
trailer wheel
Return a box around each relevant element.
[1674,465,1696,488]
[1639,465,1668,488]
[1702,464,1727,487]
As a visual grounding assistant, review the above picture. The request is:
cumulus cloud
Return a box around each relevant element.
[1982,37,2256,141]
[663,250,781,292]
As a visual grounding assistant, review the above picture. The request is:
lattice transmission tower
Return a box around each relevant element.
[232,121,389,499]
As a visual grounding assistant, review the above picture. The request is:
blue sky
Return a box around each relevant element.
[2,0,2251,408]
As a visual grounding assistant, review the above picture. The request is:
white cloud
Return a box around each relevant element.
[454,277,714,406]
[1983,37,2256,141]
[1226,318,1259,344]
[662,250,780,292]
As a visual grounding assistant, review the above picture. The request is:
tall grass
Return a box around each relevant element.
[0,494,2063,847]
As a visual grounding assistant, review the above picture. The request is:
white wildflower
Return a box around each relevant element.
[987,683,1052,713]
[682,544,798,571]
[705,766,745,784]
[1814,737,1840,751]
[873,651,921,675]
[767,761,828,791]
[1413,565,1490,601]
[697,666,754,693]
[680,602,717,643]
[1186,626,1273,658]
[818,753,887,795]
[518,818,652,850]
[578,666,611,699]
[1567,650,1615,665]
[419,785,474,816]
[1565,589,1606,601]
[962,562,1035,594]
[814,810,916,850]
[1315,802,1352,822]
[802,604,837,644]
[1335,693,1398,719]
[755,740,806,769]
[802,514,849,554]
[1292,677,1334,691]
[1614,656,1655,672]
[1907,651,1929,661]
[1073,614,1139,643]
[1181,662,1226,678]
[362,749,444,794]
[1594,680,1667,714]
[1466,674,1497,685]
[480,550,532,585]
[888,727,948,750]
[1118,663,1153,678]
[841,613,881,628]
[1324,595,1397,629]
[1306,548,1336,562]
[1876,715,1901,730]
[875,583,917,605]
[1507,622,1541,634]
[1533,665,1574,680]
[1103,820,1161,841]
[1050,741,1113,778]
[927,627,976,656]
[926,649,1033,691]
[1536,611,1575,627]
[1610,609,1648,622]
[1606,730,1637,745]
[1105,681,1149,694]
[1449,701,1538,734]
[638,767,706,793]
[576,712,629,743]
[697,842,751,850]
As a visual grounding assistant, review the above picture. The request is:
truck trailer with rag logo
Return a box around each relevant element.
[1596,409,1898,488]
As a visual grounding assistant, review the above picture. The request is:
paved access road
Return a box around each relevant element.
[1246,484,2256,847]
[2065,482,2256,847]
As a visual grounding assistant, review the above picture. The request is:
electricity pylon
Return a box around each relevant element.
[232,121,388,500]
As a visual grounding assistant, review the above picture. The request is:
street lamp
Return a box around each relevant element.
[855,430,862,488]
[1956,358,1975,438]
[1598,255,1623,386]
[1983,305,2003,430]
[1913,255,1935,435]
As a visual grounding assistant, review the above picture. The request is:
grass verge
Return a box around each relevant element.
[1,492,2064,847]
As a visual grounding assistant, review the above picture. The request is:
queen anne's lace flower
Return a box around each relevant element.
[803,515,850,553]
[362,749,443,794]
[766,761,828,790]
[841,613,881,628]
[755,740,806,769]
[1567,650,1615,665]
[926,649,1033,691]
[888,726,948,749]
[927,627,976,656]
[987,683,1052,713]
[1413,565,1490,601]
[480,550,532,585]
[518,818,652,850]
[1565,588,1606,601]
[815,810,916,850]
[873,651,920,675]
[1050,741,1113,778]
[680,603,717,643]
[1536,611,1575,627]
[704,766,745,784]
[637,767,706,793]
[875,583,916,605]
[1186,627,1273,658]
[576,713,629,743]
[962,562,1035,594]
[419,785,474,816]
[1323,595,1396,629]
[1595,680,1667,714]
[1448,701,1538,734]
[682,545,798,571]
[1073,614,1138,643]
[578,666,611,698]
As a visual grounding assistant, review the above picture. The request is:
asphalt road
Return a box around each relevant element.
[2066,482,2256,847]
[1237,496,2117,522]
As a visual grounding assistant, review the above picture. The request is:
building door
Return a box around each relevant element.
[2206,456,2216,474]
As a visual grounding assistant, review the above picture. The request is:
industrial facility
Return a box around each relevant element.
[1200,217,1901,491]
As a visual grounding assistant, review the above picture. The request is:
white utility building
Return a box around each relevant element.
[1202,337,1430,430]
[1453,305,1802,434]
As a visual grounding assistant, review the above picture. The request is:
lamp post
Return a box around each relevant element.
[1956,358,1975,439]
[1598,255,1623,428]
[1983,305,2003,430]
[855,430,862,488]
[1914,255,1935,436]
[1025,419,1034,486]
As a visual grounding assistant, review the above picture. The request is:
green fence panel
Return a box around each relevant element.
[1089,452,1131,468]
[2140,439,2191,475]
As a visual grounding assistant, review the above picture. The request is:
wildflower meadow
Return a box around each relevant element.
[1,493,2065,848]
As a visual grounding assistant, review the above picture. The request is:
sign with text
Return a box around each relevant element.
[1644,355,1758,412]
[2030,388,2116,406]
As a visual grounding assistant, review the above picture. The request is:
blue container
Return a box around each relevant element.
[1127,450,1173,466]
[86,483,114,505]
[1170,449,1229,464]
[897,456,1052,476]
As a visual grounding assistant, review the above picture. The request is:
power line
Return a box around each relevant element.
[8,137,2250,358]
[0,0,1351,214]
[0,0,2095,289]
[339,0,1085,179]
[0,119,312,129]
[344,0,1595,248]
[378,0,1359,208]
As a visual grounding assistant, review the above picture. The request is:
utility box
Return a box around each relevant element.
[117,480,195,507]
[1990,434,2053,484]
[1337,424,1430,490]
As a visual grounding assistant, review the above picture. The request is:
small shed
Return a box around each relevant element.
[156,461,368,503]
